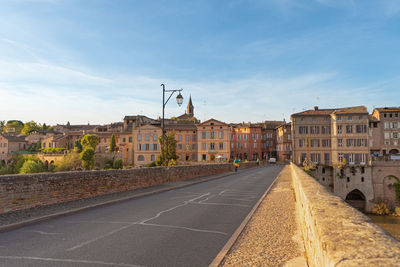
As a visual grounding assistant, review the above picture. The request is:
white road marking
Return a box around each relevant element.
[140,193,210,224]
[66,220,131,224]
[191,202,250,207]
[67,224,135,251]
[27,230,63,235]
[67,193,211,251]
[0,255,143,267]
[140,223,228,235]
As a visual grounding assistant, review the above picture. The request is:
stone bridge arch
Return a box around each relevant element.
[389,149,399,154]
[345,189,366,212]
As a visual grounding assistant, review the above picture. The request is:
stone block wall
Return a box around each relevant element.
[291,163,400,266]
[0,162,258,214]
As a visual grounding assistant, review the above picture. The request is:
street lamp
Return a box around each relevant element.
[161,84,183,165]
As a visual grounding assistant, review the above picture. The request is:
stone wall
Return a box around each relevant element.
[291,163,400,266]
[0,162,258,214]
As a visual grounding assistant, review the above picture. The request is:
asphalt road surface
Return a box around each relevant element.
[0,165,284,267]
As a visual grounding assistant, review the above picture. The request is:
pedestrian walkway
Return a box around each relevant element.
[220,165,308,266]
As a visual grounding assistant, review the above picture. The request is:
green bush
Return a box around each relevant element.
[112,159,123,169]
[19,160,44,174]
[80,147,95,170]
[54,152,81,172]
[145,161,157,168]
[41,148,65,153]
[103,159,114,170]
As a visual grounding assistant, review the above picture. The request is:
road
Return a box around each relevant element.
[0,165,284,267]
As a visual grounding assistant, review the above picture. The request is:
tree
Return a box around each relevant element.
[2,120,24,134]
[19,160,44,174]
[0,120,5,132]
[74,139,83,153]
[80,147,95,169]
[66,121,71,127]
[81,134,99,150]
[109,134,116,152]
[156,131,177,166]
[112,159,123,169]
[21,121,40,135]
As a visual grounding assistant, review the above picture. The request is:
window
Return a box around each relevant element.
[129,137,132,143]
[324,153,330,165]
[137,144,142,151]
[237,143,241,149]
[346,125,353,133]
[219,131,223,139]
[384,122,389,129]
[138,155,145,161]
[219,143,224,150]
[237,135,241,140]
[151,155,155,161]
[348,116,352,121]
[145,144,150,151]
[394,132,399,139]
[210,143,215,150]
[137,134,142,141]
[299,126,308,134]
[153,144,158,150]
[253,142,257,148]
[337,116,341,121]
[210,131,216,139]
[244,142,247,148]
[122,138,126,142]
[201,143,207,150]
[312,117,316,122]
[201,132,206,139]
[337,125,342,134]
[145,134,150,141]
[178,135,182,141]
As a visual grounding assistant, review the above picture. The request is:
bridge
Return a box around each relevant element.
[0,163,400,266]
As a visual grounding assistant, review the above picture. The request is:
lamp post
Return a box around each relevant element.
[161,84,183,166]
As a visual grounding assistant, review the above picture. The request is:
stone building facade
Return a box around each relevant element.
[197,119,231,162]
[276,122,292,162]
[291,106,369,166]
[0,134,27,162]
[230,123,263,161]
[132,124,162,167]
[370,107,400,156]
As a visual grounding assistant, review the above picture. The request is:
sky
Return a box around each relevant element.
[0,0,400,125]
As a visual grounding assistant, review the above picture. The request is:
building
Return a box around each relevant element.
[230,122,263,161]
[197,119,231,162]
[261,121,284,159]
[370,107,400,156]
[165,121,198,162]
[291,106,370,166]
[276,122,292,162]
[0,134,28,163]
[132,124,162,167]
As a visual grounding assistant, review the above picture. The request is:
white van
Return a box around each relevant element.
[268,158,276,164]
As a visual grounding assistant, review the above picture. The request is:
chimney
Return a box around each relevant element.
[314,106,319,111]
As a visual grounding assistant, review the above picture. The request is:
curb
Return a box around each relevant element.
[209,167,284,267]
[0,167,259,233]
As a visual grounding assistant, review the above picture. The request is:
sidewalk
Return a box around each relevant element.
[220,165,308,266]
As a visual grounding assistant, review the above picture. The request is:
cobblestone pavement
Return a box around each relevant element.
[221,165,308,266]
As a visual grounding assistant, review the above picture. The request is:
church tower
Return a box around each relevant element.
[187,95,194,116]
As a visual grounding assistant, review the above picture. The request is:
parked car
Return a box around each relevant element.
[268,157,276,164]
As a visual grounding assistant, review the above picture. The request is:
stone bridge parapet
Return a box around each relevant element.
[291,163,400,266]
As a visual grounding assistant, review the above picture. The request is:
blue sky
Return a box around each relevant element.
[1,0,400,125]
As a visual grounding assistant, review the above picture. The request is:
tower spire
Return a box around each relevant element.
[187,95,194,116]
